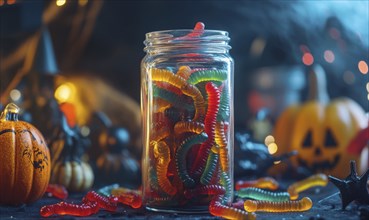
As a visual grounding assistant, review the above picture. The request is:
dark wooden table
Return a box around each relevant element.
[1,182,368,219]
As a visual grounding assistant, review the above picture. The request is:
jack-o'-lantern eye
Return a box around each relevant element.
[302,130,313,148]
[324,129,337,148]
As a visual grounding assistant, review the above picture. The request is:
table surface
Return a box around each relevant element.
[1,182,368,220]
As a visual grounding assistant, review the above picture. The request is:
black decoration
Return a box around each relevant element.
[328,160,369,209]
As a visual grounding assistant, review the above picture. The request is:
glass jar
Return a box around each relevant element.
[141,28,234,213]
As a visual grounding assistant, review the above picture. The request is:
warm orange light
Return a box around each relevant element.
[268,143,278,155]
[264,135,275,146]
[358,60,368,74]
[7,0,16,4]
[56,0,66,7]
[78,0,88,6]
[0,0,5,6]
[302,53,314,66]
[324,50,335,63]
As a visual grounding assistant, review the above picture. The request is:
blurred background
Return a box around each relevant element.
[0,0,368,186]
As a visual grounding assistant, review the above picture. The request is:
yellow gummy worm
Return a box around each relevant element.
[287,173,328,200]
[244,197,313,213]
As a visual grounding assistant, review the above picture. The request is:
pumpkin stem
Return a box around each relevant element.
[307,64,330,104]
[0,103,20,122]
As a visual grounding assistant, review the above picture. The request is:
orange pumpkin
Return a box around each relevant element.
[0,103,51,205]
[273,65,367,178]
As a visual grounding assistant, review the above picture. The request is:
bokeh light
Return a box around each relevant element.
[10,89,21,102]
[324,50,335,63]
[264,135,275,146]
[358,60,368,74]
[55,83,76,103]
[56,0,66,7]
[302,53,314,66]
[268,143,278,155]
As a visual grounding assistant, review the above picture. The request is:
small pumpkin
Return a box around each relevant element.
[273,65,367,178]
[0,103,51,205]
[50,104,94,192]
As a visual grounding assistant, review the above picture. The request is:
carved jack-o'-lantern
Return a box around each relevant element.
[274,65,367,178]
[0,103,51,205]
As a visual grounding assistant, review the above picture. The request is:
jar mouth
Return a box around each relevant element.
[144,29,231,52]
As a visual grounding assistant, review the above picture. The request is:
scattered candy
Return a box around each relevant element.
[288,173,328,200]
[244,197,313,213]
[110,192,142,209]
[235,177,279,191]
[40,201,99,217]
[85,191,117,212]
[209,195,256,220]
[236,187,290,202]
[45,184,68,200]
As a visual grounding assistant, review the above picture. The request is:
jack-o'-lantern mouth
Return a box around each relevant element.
[297,154,340,172]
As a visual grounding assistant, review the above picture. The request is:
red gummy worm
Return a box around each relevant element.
[184,184,226,199]
[85,191,117,212]
[186,22,205,38]
[45,184,68,200]
[191,82,220,176]
[110,192,142,209]
[40,201,99,217]
[209,195,256,220]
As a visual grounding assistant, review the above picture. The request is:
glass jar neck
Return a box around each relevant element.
[144,30,231,55]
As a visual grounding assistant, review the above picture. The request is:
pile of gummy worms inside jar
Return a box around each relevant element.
[141,22,254,219]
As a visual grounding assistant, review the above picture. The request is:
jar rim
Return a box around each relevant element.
[144,29,231,52]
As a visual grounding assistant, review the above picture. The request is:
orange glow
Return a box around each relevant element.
[324,50,335,63]
[0,0,5,6]
[302,53,314,66]
[7,0,16,4]
[358,60,368,74]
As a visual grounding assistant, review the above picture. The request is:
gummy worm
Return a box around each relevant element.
[174,121,205,135]
[209,195,256,220]
[220,171,233,205]
[214,121,229,172]
[287,173,328,200]
[154,141,177,196]
[151,68,205,121]
[175,132,208,187]
[85,191,117,212]
[215,121,228,147]
[40,201,99,217]
[236,187,290,202]
[244,197,313,213]
[148,166,160,192]
[200,145,220,185]
[153,85,194,111]
[235,177,279,191]
[191,82,220,176]
[110,192,142,209]
[184,184,226,199]
[217,86,230,121]
[46,184,68,200]
[176,66,192,80]
[187,69,228,85]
